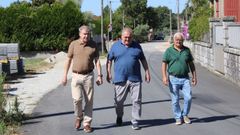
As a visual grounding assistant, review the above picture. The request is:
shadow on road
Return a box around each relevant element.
[24,99,172,121]
[22,99,238,129]
[5,72,46,84]
[92,118,175,130]
[191,115,239,123]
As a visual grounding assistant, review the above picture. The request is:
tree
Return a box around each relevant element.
[32,0,55,6]
[0,1,84,51]
[145,7,159,30]
[120,0,147,26]
[133,24,149,42]
[188,0,212,41]
[112,6,133,39]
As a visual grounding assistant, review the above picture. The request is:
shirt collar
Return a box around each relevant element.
[78,39,87,46]
[120,40,132,47]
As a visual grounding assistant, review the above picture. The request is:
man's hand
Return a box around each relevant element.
[162,76,168,86]
[96,76,103,86]
[62,76,67,86]
[192,77,197,86]
[145,72,151,83]
[106,73,112,83]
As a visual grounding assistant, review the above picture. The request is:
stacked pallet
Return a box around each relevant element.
[0,43,24,75]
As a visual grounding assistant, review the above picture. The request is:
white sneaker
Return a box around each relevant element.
[175,119,182,125]
[132,123,140,130]
[183,116,191,124]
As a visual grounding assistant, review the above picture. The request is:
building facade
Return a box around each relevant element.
[212,0,240,22]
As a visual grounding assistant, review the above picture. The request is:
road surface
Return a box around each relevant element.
[21,41,240,135]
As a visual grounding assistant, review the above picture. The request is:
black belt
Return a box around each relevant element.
[73,70,93,75]
[170,74,188,78]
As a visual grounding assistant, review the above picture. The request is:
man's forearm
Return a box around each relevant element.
[95,59,102,75]
[161,62,167,78]
[106,60,112,74]
[63,58,72,76]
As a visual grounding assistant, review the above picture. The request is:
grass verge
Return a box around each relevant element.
[1,58,53,134]
[1,74,25,135]
[23,58,53,73]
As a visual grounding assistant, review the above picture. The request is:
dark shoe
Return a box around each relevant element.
[75,118,82,129]
[132,123,140,130]
[83,125,92,133]
[116,117,122,126]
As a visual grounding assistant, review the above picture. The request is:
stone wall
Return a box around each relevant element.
[184,41,215,71]
[184,35,240,87]
[224,48,240,85]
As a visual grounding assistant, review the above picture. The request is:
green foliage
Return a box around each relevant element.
[0,1,84,51]
[92,19,101,35]
[0,74,25,134]
[145,7,159,29]
[154,6,177,31]
[133,24,149,42]
[111,6,125,39]
[82,12,99,35]
[32,0,56,6]
[0,74,6,134]
[0,120,6,135]
[85,1,177,41]
[121,0,147,25]
[0,74,6,115]
[3,97,25,126]
[188,0,212,41]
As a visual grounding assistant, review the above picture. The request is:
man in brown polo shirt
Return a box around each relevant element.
[62,25,103,133]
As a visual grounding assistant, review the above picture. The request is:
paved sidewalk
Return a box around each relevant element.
[6,41,170,115]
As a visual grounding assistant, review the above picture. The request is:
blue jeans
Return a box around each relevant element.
[169,75,192,120]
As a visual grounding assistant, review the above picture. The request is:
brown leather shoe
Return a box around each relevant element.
[75,119,82,129]
[83,125,92,133]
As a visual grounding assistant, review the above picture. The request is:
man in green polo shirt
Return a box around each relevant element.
[162,32,197,125]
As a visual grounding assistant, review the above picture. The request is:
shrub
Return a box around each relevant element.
[188,0,212,41]
[0,120,6,135]
[0,1,84,51]
[133,24,149,43]
[0,74,6,134]
[0,74,25,134]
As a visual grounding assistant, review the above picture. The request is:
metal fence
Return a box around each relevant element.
[214,24,224,45]
[228,24,240,49]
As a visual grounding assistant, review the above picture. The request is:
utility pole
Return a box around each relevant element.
[122,10,125,29]
[107,0,113,51]
[177,0,180,32]
[109,0,113,40]
[101,0,104,54]
[170,9,172,42]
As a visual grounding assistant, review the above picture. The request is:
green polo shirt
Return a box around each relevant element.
[162,44,194,77]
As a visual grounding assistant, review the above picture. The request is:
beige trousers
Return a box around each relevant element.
[71,72,94,126]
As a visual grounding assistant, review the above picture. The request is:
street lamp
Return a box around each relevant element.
[177,0,180,32]
[170,9,172,43]
[101,0,104,55]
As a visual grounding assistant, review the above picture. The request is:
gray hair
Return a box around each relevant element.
[173,32,184,40]
[122,27,133,35]
[79,25,90,33]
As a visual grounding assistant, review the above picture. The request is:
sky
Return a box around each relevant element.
[82,0,188,15]
[0,0,188,15]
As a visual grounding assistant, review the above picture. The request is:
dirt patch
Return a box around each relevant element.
[25,62,54,73]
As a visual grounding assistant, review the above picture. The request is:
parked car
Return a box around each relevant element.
[154,33,165,40]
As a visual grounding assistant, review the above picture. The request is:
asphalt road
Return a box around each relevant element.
[21,42,240,135]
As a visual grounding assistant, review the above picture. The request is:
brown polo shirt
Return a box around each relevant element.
[67,39,99,74]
